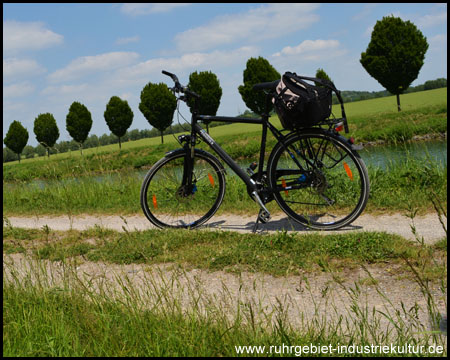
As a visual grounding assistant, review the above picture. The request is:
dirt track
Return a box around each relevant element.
[4,211,446,244]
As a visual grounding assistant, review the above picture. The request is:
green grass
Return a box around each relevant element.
[3,155,447,216]
[3,195,447,357]
[3,224,446,279]
[4,278,446,357]
[337,87,447,118]
[3,221,447,356]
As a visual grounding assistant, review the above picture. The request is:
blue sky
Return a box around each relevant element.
[3,3,447,146]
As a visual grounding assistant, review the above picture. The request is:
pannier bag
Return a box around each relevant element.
[273,72,335,130]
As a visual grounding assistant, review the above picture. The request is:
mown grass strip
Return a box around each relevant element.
[3,225,446,280]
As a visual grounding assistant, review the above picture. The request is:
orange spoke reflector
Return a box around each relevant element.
[152,194,158,208]
[208,173,215,187]
[281,178,289,196]
[343,162,353,180]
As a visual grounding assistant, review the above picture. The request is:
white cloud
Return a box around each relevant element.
[174,3,320,52]
[417,12,447,28]
[273,39,341,58]
[4,81,35,98]
[429,33,447,51]
[3,20,63,55]
[3,58,46,80]
[121,3,190,16]
[48,52,140,83]
[115,36,140,45]
[114,46,259,85]
[40,84,91,100]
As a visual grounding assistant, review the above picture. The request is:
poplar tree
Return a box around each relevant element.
[104,96,134,149]
[66,101,92,154]
[186,71,222,133]
[34,113,60,157]
[4,120,29,163]
[360,16,428,111]
[238,57,280,115]
[139,82,176,144]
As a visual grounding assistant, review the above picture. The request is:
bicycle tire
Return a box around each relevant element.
[267,129,370,230]
[140,148,226,229]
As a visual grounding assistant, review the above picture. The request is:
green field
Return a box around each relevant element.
[3,87,447,166]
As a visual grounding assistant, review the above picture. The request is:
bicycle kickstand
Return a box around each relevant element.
[251,191,271,233]
[252,209,271,233]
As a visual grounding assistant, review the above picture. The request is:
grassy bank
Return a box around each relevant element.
[3,155,447,216]
[3,222,447,278]
[3,88,447,182]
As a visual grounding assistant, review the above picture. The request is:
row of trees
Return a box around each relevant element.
[3,70,224,162]
[4,15,433,163]
[5,72,444,163]
[3,119,235,163]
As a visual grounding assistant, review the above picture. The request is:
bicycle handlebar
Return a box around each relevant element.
[252,80,280,92]
[162,70,200,99]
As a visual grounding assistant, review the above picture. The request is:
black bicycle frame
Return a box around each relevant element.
[186,112,284,193]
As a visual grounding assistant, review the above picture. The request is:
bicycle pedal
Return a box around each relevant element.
[257,209,271,223]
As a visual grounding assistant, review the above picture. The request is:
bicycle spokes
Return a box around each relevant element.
[270,132,369,229]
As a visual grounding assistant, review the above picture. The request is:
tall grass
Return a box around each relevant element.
[3,154,446,216]
[3,230,447,356]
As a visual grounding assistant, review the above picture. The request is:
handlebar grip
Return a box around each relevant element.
[252,80,280,91]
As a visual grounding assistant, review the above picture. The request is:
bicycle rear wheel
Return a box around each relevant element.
[140,148,226,229]
[268,129,369,230]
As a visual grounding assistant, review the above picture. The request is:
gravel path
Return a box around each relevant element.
[4,211,446,244]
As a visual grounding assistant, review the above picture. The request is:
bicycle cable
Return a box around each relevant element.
[171,97,191,145]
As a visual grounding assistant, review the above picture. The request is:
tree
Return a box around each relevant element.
[238,57,280,115]
[4,120,29,163]
[128,129,141,141]
[22,145,36,159]
[139,82,177,144]
[84,134,100,149]
[186,71,222,134]
[104,96,134,149]
[66,101,93,154]
[360,15,428,111]
[315,68,333,86]
[3,147,17,163]
[34,113,60,157]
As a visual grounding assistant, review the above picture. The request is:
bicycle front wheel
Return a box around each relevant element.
[140,149,226,229]
[268,130,370,230]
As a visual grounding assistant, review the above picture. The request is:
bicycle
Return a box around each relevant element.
[140,70,370,232]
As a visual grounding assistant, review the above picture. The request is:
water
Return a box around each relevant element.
[358,140,447,169]
[234,140,447,172]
